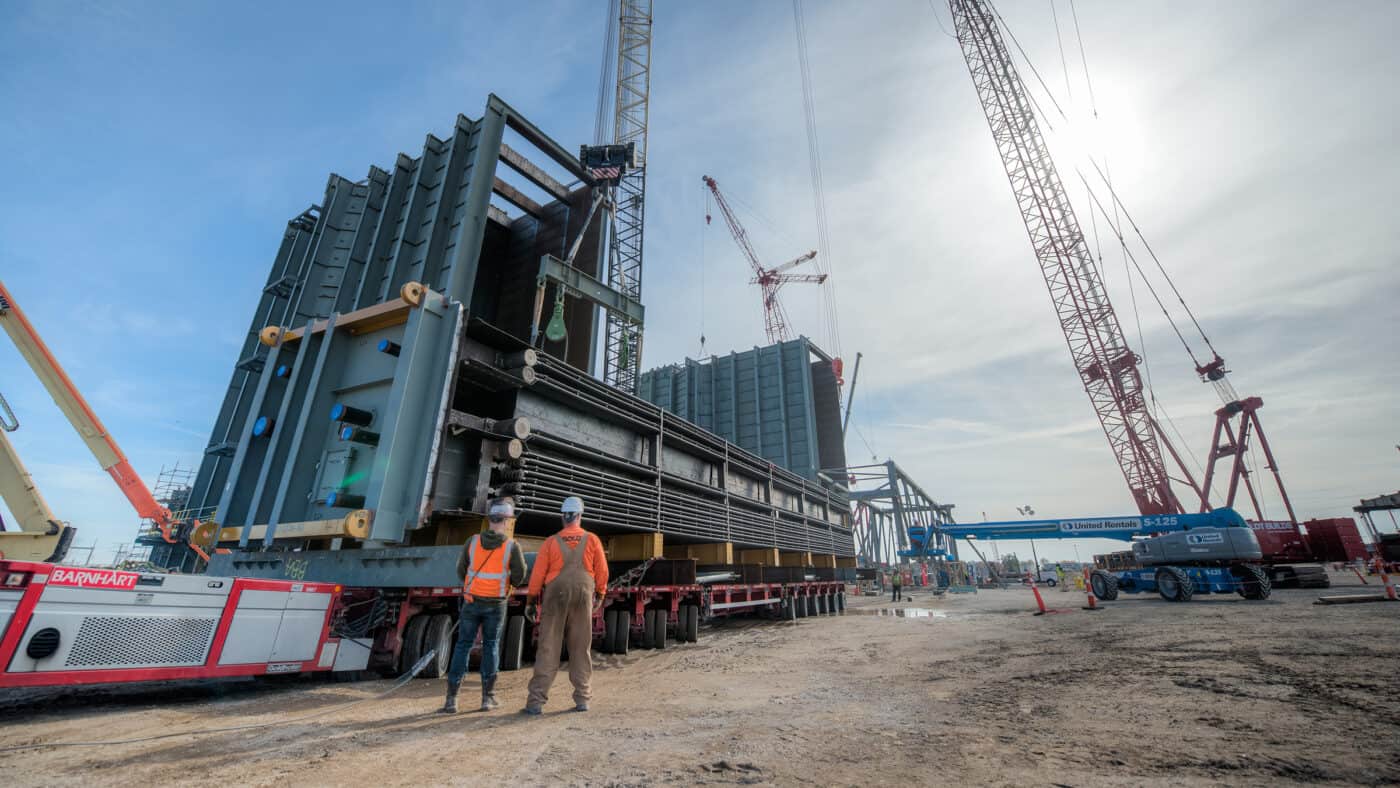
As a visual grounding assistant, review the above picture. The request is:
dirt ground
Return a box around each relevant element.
[2,570,1397,787]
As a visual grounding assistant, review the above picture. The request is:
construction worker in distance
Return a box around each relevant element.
[440,497,527,714]
[522,496,608,715]
[1055,563,1067,592]
[890,566,903,602]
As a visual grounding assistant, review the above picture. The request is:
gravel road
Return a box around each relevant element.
[1,570,1396,786]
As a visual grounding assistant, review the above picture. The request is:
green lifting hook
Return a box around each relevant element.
[544,292,568,343]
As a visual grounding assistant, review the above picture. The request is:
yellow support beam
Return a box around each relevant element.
[779,551,811,568]
[737,548,780,566]
[662,542,733,564]
[214,510,371,543]
[836,556,858,569]
[811,554,837,569]
[606,532,664,561]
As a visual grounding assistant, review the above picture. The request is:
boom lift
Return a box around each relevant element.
[0,398,74,562]
[919,508,1272,602]
[0,281,209,564]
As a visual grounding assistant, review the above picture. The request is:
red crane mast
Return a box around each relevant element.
[702,175,827,344]
[948,0,1299,524]
[948,0,1181,515]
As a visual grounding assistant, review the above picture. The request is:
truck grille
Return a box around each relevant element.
[65,616,216,667]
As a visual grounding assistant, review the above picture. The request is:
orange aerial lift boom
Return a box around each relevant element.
[0,280,209,563]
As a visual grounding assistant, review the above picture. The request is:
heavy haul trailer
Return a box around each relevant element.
[0,558,846,687]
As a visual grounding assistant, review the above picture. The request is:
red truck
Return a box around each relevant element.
[0,558,846,689]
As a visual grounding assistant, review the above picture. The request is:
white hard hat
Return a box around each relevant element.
[561,496,585,515]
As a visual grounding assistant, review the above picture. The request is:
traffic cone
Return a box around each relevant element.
[1081,567,1101,611]
[1027,572,1049,615]
[1378,560,1398,602]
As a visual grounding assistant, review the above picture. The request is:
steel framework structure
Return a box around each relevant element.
[845,461,956,566]
[601,0,653,392]
[950,0,1181,516]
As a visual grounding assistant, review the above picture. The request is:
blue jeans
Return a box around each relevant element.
[447,599,506,686]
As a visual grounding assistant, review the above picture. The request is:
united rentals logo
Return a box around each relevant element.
[1059,518,1139,532]
[49,567,140,590]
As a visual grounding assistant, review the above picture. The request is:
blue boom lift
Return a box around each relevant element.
[906,508,1272,603]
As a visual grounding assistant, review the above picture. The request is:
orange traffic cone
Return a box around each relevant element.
[1027,571,1049,615]
[1378,559,1398,602]
[1082,567,1101,611]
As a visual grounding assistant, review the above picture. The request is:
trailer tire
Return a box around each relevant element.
[646,609,667,650]
[1234,564,1272,600]
[609,610,631,655]
[1155,566,1193,602]
[421,613,455,678]
[814,594,825,616]
[836,592,846,613]
[641,608,657,648]
[400,614,430,677]
[807,595,817,617]
[683,605,700,642]
[785,598,797,621]
[499,614,526,671]
[602,609,619,654]
[1090,570,1119,601]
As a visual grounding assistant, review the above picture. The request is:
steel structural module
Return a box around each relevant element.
[177,96,852,586]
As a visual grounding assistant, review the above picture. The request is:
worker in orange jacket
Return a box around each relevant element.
[523,496,608,714]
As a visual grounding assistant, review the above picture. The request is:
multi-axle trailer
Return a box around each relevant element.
[0,558,845,689]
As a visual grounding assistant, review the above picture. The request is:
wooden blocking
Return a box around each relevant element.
[811,553,837,569]
[663,542,733,564]
[606,532,664,561]
[836,556,858,569]
[737,548,780,566]
[779,551,812,568]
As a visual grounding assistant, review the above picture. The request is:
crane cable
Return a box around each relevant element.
[593,0,620,144]
[1054,0,1223,501]
[699,182,708,357]
[987,0,1217,368]
[791,0,842,358]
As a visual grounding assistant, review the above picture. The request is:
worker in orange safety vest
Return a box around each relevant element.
[440,498,526,714]
[522,496,609,715]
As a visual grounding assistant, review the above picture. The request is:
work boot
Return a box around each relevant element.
[439,681,461,714]
[480,677,500,711]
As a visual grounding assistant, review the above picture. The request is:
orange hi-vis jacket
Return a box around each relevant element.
[464,534,516,600]
[527,523,608,597]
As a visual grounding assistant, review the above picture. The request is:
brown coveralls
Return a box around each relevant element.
[526,535,596,709]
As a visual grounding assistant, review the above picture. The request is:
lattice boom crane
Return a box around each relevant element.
[948,0,1181,516]
[702,175,827,344]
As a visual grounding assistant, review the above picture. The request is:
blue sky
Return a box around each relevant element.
[2,1,1397,564]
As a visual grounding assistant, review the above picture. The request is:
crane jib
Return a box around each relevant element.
[949,0,1180,516]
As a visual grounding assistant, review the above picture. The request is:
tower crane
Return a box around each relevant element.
[702,175,828,344]
[599,0,653,393]
[0,281,210,563]
[947,0,1296,523]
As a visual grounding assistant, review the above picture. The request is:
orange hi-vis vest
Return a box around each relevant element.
[464,535,515,600]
